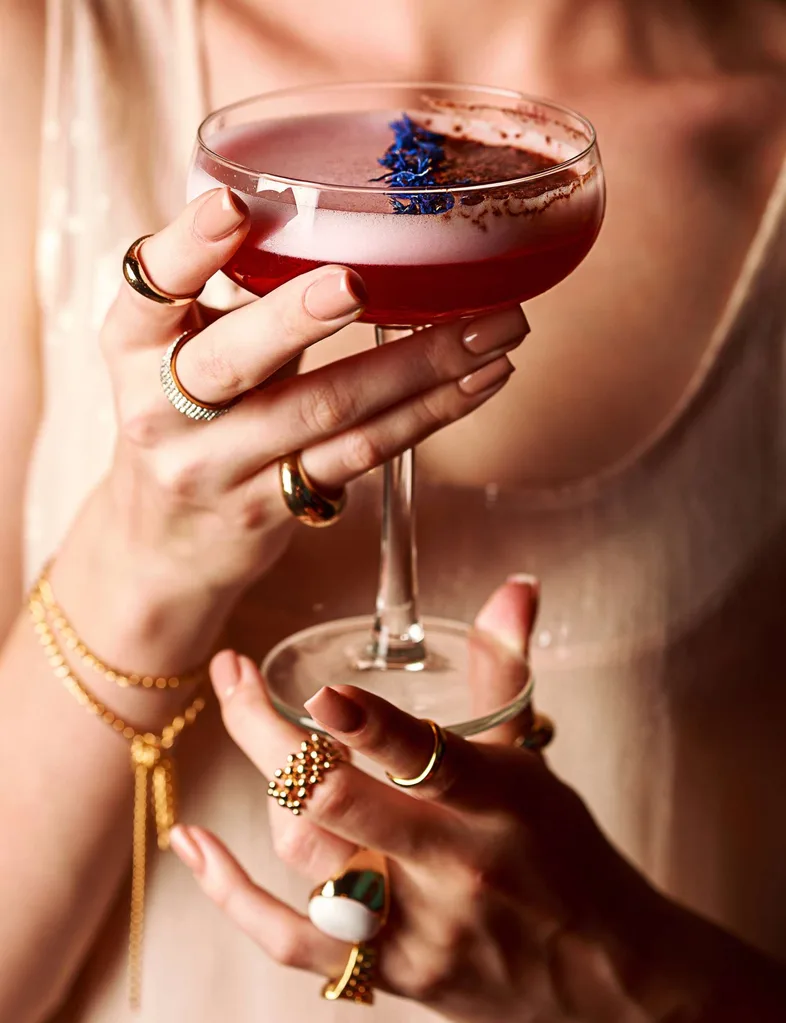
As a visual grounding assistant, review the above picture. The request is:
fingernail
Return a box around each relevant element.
[507,573,541,601]
[459,355,514,395]
[304,269,367,321]
[194,187,247,241]
[237,655,261,687]
[211,649,241,698]
[462,306,529,355]
[170,825,205,876]
[305,686,365,734]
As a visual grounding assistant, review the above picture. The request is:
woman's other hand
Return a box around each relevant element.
[169,577,779,1022]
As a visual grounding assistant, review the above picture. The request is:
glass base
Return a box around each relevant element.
[262,616,533,737]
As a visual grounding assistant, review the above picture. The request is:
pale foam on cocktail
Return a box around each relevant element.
[188,111,601,267]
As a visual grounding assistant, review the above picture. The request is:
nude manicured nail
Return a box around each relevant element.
[170,826,205,876]
[304,269,367,321]
[194,188,247,241]
[462,307,530,354]
[459,355,515,395]
[305,686,365,734]
[211,650,240,698]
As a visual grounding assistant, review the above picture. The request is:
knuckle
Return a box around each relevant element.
[119,404,165,450]
[400,958,455,1003]
[230,493,270,533]
[297,379,351,436]
[201,865,236,912]
[419,331,448,385]
[339,429,382,476]
[276,302,308,346]
[192,343,246,396]
[271,820,316,870]
[153,455,205,502]
[413,389,446,432]
[272,929,304,969]
[311,771,356,824]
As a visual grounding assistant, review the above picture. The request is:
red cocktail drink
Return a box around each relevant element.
[188,84,606,736]
[190,109,603,324]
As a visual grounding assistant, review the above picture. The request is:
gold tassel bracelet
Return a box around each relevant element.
[28,578,206,1010]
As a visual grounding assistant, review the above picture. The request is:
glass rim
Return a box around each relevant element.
[196,80,599,196]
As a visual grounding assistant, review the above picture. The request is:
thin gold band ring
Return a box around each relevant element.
[386,719,447,788]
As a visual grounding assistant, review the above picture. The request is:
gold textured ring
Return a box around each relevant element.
[160,330,240,422]
[123,234,204,306]
[323,942,378,1005]
[386,719,447,789]
[514,711,556,753]
[279,454,347,528]
[267,733,343,816]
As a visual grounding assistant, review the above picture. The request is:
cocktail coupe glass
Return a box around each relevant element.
[189,82,605,735]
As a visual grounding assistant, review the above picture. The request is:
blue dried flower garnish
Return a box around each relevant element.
[372,114,455,215]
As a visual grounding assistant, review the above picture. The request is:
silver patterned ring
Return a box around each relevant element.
[160,330,240,423]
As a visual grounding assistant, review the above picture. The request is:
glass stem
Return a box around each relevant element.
[368,325,427,667]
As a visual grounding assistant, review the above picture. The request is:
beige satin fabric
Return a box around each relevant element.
[32,1,786,1020]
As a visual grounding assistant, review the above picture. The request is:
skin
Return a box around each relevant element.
[0,0,785,1020]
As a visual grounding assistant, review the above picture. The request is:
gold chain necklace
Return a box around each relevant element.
[28,580,206,1009]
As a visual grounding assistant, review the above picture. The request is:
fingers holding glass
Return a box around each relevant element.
[109,188,250,344]
[168,264,368,411]
[186,310,525,511]
[305,686,477,805]
[211,653,453,862]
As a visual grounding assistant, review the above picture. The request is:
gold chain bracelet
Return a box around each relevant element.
[28,580,206,1010]
[35,567,204,690]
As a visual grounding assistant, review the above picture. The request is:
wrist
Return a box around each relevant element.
[46,484,242,678]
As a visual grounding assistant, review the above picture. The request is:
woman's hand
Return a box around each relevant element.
[97,187,528,609]
[170,577,738,1023]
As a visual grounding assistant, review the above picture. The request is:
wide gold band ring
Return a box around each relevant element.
[386,719,447,789]
[123,235,204,306]
[514,711,556,753]
[279,454,347,528]
[160,331,239,422]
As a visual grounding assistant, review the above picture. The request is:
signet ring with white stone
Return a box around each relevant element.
[308,848,389,944]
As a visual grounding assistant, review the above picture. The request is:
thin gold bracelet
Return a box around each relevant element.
[28,582,206,1010]
[35,567,205,690]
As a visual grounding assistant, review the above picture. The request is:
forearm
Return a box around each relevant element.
[645,895,786,1022]
[607,873,786,1023]
[0,485,234,1022]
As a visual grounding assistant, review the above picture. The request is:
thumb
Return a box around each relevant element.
[467,574,540,745]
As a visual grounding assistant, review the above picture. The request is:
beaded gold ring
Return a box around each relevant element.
[267,733,343,815]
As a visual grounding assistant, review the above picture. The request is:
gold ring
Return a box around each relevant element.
[267,733,343,816]
[123,235,204,306]
[160,330,240,422]
[279,454,347,528]
[323,942,377,1004]
[514,711,555,752]
[386,719,446,789]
